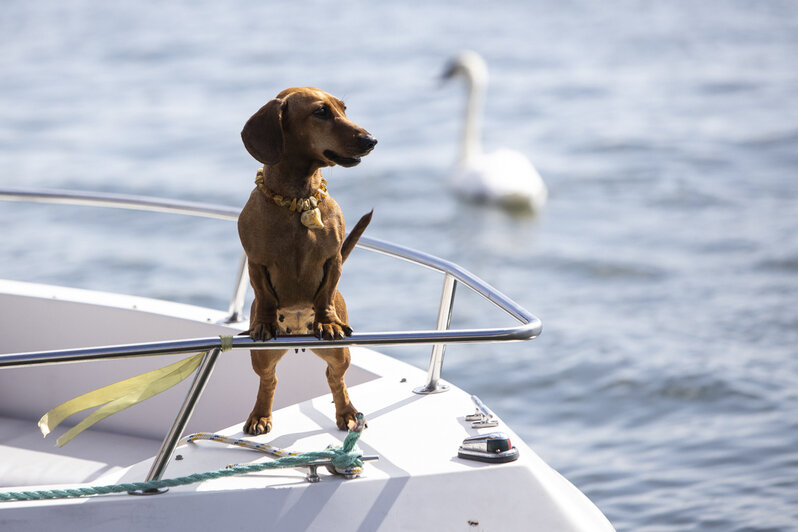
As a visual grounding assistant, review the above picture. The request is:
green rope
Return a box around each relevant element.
[0,416,364,503]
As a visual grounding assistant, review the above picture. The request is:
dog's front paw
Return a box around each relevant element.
[249,321,278,341]
[314,311,352,340]
[243,413,272,435]
[314,320,352,340]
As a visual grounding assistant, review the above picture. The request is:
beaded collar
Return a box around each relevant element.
[254,166,328,229]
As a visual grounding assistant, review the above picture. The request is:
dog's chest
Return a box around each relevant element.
[275,305,315,335]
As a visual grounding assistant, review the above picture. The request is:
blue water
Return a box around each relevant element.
[2,1,798,530]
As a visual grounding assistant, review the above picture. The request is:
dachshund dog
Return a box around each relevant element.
[238,87,377,435]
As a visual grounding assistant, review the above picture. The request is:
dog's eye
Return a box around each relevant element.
[313,106,332,119]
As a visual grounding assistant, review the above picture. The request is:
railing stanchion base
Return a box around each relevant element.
[413,382,450,395]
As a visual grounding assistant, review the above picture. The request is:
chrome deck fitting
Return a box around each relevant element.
[465,395,499,428]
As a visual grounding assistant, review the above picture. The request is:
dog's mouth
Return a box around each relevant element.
[323,150,363,168]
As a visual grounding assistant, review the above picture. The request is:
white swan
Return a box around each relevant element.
[442,51,547,212]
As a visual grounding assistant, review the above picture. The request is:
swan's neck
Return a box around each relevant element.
[461,76,485,163]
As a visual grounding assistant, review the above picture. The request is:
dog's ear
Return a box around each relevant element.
[241,98,284,165]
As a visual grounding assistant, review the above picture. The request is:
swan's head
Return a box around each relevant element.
[441,50,488,87]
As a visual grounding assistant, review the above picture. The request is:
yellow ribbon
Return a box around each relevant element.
[39,353,205,447]
[39,336,235,447]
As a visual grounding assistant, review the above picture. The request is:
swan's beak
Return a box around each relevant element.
[440,62,458,86]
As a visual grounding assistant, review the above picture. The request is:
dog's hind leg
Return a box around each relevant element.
[244,348,289,435]
[311,346,359,431]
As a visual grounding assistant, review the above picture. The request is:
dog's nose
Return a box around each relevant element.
[358,135,378,152]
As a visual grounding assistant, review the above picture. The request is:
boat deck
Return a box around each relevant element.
[0,415,158,487]
[1,356,610,531]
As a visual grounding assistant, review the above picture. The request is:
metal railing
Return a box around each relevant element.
[0,188,542,489]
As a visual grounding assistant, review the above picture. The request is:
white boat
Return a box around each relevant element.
[0,189,614,531]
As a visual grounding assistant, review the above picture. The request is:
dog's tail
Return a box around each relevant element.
[341,210,373,263]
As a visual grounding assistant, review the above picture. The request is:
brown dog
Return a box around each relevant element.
[238,87,377,435]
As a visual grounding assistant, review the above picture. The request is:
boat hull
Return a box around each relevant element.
[0,280,613,531]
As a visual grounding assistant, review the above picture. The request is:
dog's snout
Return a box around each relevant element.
[358,135,378,152]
